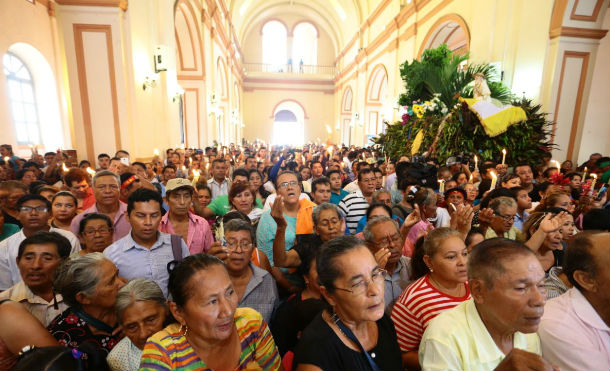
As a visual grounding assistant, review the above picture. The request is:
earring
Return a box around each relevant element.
[181,324,189,337]
[428,266,433,272]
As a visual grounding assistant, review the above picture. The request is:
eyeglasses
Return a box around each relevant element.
[334,269,387,296]
[82,227,113,237]
[19,206,48,213]
[278,181,299,189]
[318,218,341,228]
[494,213,516,222]
[360,177,376,183]
[223,241,254,250]
[375,233,402,249]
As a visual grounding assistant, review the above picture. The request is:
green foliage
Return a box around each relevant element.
[376,45,555,166]
[399,44,513,108]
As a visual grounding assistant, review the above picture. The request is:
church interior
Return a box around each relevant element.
[1,0,608,164]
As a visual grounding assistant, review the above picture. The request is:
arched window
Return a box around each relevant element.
[3,52,40,145]
[262,20,287,72]
[292,22,317,70]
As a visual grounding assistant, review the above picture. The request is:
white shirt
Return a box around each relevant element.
[384,173,397,191]
[208,177,230,200]
[538,288,610,371]
[429,207,451,228]
[344,179,360,193]
[0,228,81,290]
[263,192,310,211]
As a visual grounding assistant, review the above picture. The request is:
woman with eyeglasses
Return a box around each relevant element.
[50,191,78,231]
[74,213,114,257]
[390,228,470,371]
[139,254,281,371]
[257,171,317,295]
[208,219,279,323]
[293,236,402,371]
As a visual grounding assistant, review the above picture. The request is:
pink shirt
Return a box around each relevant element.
[158,212,213,254]
[70,201,130,242]
[538,288,610,371]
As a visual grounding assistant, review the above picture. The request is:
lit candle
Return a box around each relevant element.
[3,156,9,163]
[86,167,96,176]
[501,148,507,165]
[469,173,473,182]
[474,154,478,171]
[582,167,588,180]
[153,148,159,157]
[590,174,597,195]
[192,169,200,185]
[189,157,193,166]
[438,179,445,193]
[62,163,69,173]
[490,171,498,190]
[551,159,561,170]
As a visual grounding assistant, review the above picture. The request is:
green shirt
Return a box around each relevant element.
[207,195,263,217]
[0,223,19,242]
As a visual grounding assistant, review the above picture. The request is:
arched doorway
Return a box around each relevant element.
[418,14,470,58]
[365,64,388,143]
[341,86,353,145]
[272,100,305,146]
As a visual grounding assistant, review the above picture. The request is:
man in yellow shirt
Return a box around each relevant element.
[419,238,556,371]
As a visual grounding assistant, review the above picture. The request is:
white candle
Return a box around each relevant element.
[86,167,96,176]
[474,154,478,171]
[62,163,69,173]
[438,179,445,193]
[551,160,561,170]
[192,169,200,185]
[501,149,507,165]
[490,171,498,190]
[582,167,588,180]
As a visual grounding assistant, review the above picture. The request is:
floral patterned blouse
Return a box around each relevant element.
[48,307,122,355]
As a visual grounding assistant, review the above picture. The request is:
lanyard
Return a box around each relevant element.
[333,314,381,371]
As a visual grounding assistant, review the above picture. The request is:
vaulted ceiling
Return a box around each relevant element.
[227,0,384,57]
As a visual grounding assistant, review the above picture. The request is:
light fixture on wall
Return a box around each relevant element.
[142,74,159,91]
[208,91,220,115]
[172,85,185,102]
[153,45,169,73]
[230,109,240,126]
[352,112,362,127]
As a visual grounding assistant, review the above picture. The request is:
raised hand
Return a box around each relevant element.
[270,195,287,228]
[374,248,391,269]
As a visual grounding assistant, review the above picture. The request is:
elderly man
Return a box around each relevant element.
[70,170,131,241]
[0,232,70,326]
[0,195,80,290]
[538,232,610,371]
[420,238,553,371]
[483,197,520,240]
[363,216,411,312]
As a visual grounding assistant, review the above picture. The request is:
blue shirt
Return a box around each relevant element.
[103,231,189,297]
[0,224,19,242]
[330,189,350,205]
[513,210,530,232]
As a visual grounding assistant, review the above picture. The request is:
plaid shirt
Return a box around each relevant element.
[543,266,569,299]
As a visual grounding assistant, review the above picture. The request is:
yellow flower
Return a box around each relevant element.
[413,104,425,118]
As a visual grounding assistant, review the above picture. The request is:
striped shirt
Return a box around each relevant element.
[391,274,471,352]
[338,190,369,234]
[139,307,281,371]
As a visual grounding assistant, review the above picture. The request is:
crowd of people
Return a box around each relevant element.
[0,141,608,371]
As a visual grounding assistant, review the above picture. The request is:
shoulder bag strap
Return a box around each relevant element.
[170,234,183,261]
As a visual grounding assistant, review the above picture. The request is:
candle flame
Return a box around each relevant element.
[62,163,69,172]
[193,169,200,177]
[3,156,9,163]
[502,148,506,155]
[551,160,561,170]
[591,174,597,179]
[86,167,96,176]
[490,171,497,179]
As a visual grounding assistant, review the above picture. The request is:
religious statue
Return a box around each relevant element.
[473,73,491,102]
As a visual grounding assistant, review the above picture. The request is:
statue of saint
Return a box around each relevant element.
[473,73,491,102]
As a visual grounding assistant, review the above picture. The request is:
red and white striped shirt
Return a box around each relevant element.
[390,274,471,352]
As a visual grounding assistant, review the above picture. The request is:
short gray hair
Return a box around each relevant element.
[414,187,437,207]
[53,252,107,307]
[115,278,166,322]
[363,215,400,243]
[92,170,120,187]
[223,219,254,242]
[489,196,517,214]
[372,189,391,203]
[312,203,343,226]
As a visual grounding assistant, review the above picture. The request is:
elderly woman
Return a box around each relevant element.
[208,219,279,323]
[75,213,114,256]
[106,279,169,371]
[50,191,78,231]
[139,254,281,371]
[49,253,125,355]
[229,182,263,224]
[257,171,317,293]
[294,236,402,371]
[392,228,470,370]
[271,202,345,269]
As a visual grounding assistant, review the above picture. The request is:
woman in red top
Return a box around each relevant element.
[391,228,471,371]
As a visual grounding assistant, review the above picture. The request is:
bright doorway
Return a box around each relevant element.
[272,101,305,146]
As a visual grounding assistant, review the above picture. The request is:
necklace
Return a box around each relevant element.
[429,275,465,297]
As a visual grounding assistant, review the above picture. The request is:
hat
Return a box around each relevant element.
[165,178,193,193]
